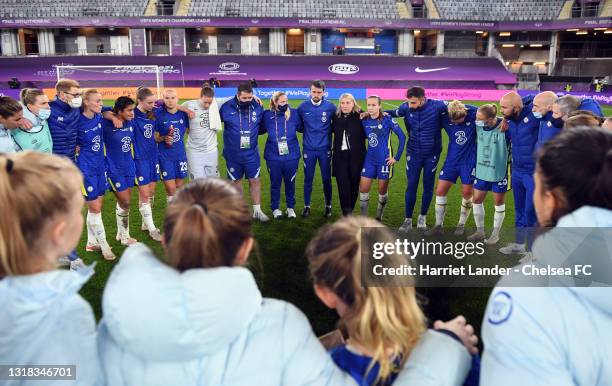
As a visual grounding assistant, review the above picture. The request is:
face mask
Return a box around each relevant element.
[551,117,565,128]
[532,111,543,119]
[238,100,251,109]
[68,97,82,109]
[475,120,485,127]
[37,108,51,120]
[278,104,288,113]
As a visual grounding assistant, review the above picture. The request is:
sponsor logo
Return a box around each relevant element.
[328,63,359,75]
[414,67,450,73]
[219,62,240,71]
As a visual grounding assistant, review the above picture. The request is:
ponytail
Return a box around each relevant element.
[0,152,82,277]
[20,88,45,107]
[478,103,498,120]
[306,216,425,384]
[163,178,253,271]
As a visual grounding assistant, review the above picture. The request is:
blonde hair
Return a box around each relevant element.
[20,88,46,107]
[336,93,362,117]
[448,100,467,121]
[55,78,80,94]
[0,151,82,277]
[269,91,291,120]
[306,216,426,384]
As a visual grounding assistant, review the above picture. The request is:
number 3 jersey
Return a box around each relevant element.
[102,118,136,177]
[76,112,105,174]
[133,107,159,161]
[362,115,406,165]
[155,108,189,162]
[442,105,478,166]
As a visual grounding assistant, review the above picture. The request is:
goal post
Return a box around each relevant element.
[54,65,164,99]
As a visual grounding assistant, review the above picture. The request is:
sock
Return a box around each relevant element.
[492,204,506,237]
[88,212,111,251]
[458,197,473,226]
[253,204,262,213]
[473,203,485,232]
[166,195,174,204]
[139,203,157,232]
[359,192,369,216]
[377,193,388,219]
[116,203,130,240]
[86,211,98,246]
[434,195,447,226]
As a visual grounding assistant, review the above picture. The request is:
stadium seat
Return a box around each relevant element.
[432,0,565,21]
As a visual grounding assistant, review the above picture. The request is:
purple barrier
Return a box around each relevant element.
[368,88,511,101]
[0,55,516,84]
[0,89,21,99]
[0,16,608,31]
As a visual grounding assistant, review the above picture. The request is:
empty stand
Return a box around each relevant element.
[433,0,566,21]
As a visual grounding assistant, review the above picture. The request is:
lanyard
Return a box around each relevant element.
[238,104,251,134]
[274,111,287,142]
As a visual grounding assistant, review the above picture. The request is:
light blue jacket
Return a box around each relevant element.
[98,243,472,386]
[482,206,612,386]
[0,265,101,386]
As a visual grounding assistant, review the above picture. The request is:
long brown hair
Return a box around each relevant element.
[0,152,82,277]
[163,178,253,271]
[306,216,426,384]
[136,86,156,120]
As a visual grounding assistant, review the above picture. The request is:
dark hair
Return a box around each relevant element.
[163,178,253,272]
[311,80,326,90]
[200,83,215,98]
[113,96,135,115]
[366,95,384,121]
[237,82,253,95]
[406,86,425,99]
[537,127,612,225]
[0,96,23,119]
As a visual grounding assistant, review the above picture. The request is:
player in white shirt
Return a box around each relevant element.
[182,84,231,179]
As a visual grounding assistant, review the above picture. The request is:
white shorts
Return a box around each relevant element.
[186,148,219,180]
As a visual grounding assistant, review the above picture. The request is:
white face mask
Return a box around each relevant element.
[475,120,485,127]
[68,96,82,109]
[37,108,51,120]
[532,111,543,119]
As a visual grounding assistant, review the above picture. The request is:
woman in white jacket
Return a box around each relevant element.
[482,126,612,385]
[98,177,474,386]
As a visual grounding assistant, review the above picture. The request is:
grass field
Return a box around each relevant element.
[78,99,612,337]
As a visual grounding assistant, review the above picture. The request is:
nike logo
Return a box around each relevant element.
[414,67,450,73]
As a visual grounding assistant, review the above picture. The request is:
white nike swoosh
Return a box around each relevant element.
[414,67,450,73]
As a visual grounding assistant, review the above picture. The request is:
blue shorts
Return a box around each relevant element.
[226,156,261,181]
[474,177,508,193]
[361,161,392,180]
[107,173,136,193]
[439,162,475,185]
[82,172,108,201]
[135,158,160,185]
[160,158,189,181]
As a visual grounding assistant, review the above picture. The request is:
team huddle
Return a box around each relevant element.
[0,79,608,265]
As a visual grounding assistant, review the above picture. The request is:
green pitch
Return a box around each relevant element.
[79,100,612,336]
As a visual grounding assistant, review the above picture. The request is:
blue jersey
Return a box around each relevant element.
[76,113,105,174]
[442,105,477,165]
[103,118,136,176]
[535,111,561,152]
[330,345,399,386]
[132,107,158,160]
[387,99,448,156]
[261,109,302,162]
[219,97,264,161]
[297,99,337,151]
[362,115,406,165]
[155,108,189,161]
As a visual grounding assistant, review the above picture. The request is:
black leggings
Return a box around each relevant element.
[334,151,362,216]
